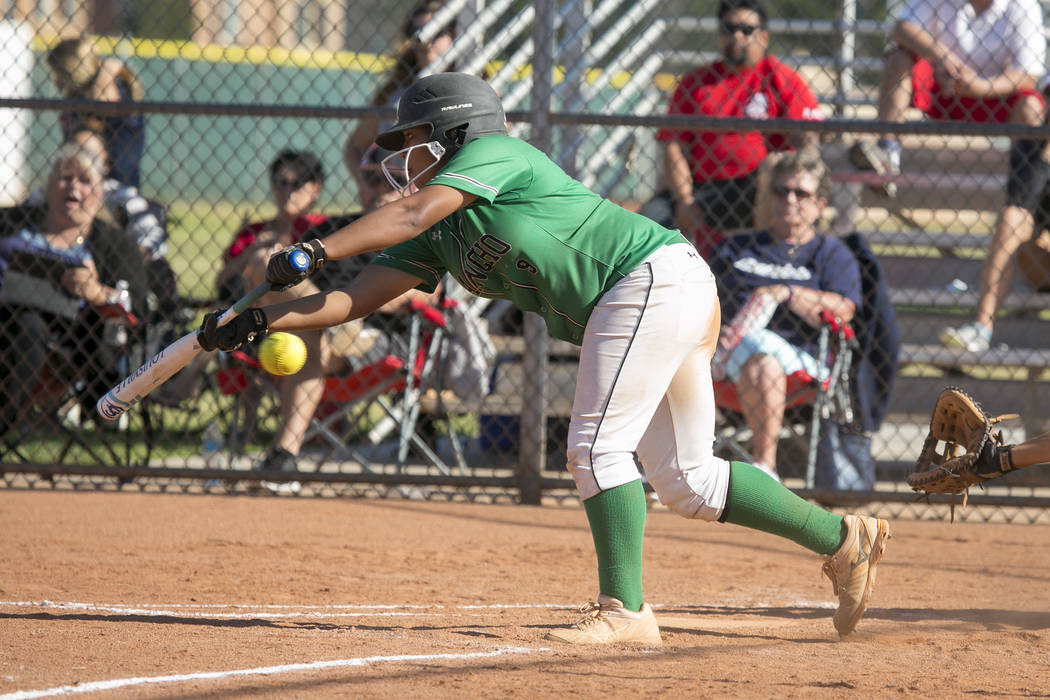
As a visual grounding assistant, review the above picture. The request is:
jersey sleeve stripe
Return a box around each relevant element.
[434,172,500,197]
[374,253,443,282]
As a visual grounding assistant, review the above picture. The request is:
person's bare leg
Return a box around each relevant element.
[878,46,913,125]
[976,95,1048,330]
[275,328,326,455]
[162,351,211,402]
[976,206,1032,329]
[851,46,911,195]
[737,353,786,473]
[241,246,337,456]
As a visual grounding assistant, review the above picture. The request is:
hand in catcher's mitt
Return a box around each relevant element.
[906,386,1018,520]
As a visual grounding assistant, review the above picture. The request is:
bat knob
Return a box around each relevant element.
[289,249,311,271]
[96,391,130,420]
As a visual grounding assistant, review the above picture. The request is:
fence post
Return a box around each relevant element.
[518,0,556,505]
[559,0,589,178]
[835,0,857,117]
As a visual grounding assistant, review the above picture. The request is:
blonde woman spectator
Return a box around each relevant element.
[0,144,149,434]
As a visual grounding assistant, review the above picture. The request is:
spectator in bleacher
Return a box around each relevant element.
[851,0,1048,353]
[641,0,823,258]
[26,122,168,262]
[708,150,861,482]
[23,123,176,318]
[0,143,149,435]
[47,36,145,188]
[216,150,329,302]
[851,0,1045,197]
[344,0,456,208]
[947,145,1050,351]
[201,150,330,472]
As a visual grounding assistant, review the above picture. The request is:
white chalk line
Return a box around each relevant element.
[0,647,549,700]
[0,598,860,698]
[0,599,838,621]
[0,600,574,620]
[2,600,832,612]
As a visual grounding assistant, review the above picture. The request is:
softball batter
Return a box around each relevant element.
[198,73,890,643]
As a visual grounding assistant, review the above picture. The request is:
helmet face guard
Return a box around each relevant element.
[381,140,446,197]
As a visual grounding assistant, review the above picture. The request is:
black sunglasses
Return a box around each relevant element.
[772,184,817,200]
[720,22,762,37]
[411,23,455,42]
[273,176,308,190]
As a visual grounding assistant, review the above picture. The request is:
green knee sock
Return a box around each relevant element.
[721,461,846,555]
[582,480,647,612]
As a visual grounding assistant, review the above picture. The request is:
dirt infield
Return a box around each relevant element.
[2,490,1049,698]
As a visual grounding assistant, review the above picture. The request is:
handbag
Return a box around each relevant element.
[815,419,876,491]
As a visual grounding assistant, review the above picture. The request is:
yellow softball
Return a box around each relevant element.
[258,332,307,376]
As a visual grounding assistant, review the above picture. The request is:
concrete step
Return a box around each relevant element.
[856,175,1004,211]
[877,252,1050,308]
[895,313,1050,348]
[887,373,1050,436]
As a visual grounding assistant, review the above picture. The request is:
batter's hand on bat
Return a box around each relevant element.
[198,308,269,352]
[267,238,326,290]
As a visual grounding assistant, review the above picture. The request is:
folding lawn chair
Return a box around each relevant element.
[212,298,463,476]
[713,311,858,487]
[1,300,143,469]
[303,298,465,474]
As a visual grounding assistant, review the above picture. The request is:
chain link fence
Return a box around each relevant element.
[1,0,1048,519]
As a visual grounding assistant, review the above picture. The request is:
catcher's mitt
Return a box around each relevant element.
[906,386,1018,521]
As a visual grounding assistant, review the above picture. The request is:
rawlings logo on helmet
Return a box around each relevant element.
[441,102,473,111]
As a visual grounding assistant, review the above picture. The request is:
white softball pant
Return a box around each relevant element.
[567,243,731,521]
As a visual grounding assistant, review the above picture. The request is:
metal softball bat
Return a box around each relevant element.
[95,249,309,420]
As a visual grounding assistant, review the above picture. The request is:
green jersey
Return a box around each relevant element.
[373,135,687,344]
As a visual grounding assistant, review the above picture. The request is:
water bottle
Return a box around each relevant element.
[103,280,131,347]
[201,422,224,468]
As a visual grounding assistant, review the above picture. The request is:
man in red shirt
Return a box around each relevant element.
[641,0,823,257]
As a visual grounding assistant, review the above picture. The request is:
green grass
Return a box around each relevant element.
[165,198,273,303]
[9,371,280,466]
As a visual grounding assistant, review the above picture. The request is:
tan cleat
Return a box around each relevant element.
[822,514,890,637]
[545,595,662,645]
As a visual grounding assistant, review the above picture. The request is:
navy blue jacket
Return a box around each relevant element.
[843,233,900,432]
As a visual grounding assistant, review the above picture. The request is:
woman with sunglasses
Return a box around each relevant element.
[708,150,862,482]
[641,0,823,258]
[218,150,328,294]
[192,149,435,483]
[208,150,332,478]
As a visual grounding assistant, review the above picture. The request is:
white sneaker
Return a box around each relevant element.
[939,322,991,353]
[822,514,891,637]
[261,480,302,495]
[545,595,662,645]
[849,140,901,198]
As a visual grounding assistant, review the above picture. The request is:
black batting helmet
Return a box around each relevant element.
[375,73,507,154]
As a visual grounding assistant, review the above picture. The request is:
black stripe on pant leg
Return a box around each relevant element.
[590,262,654,493]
